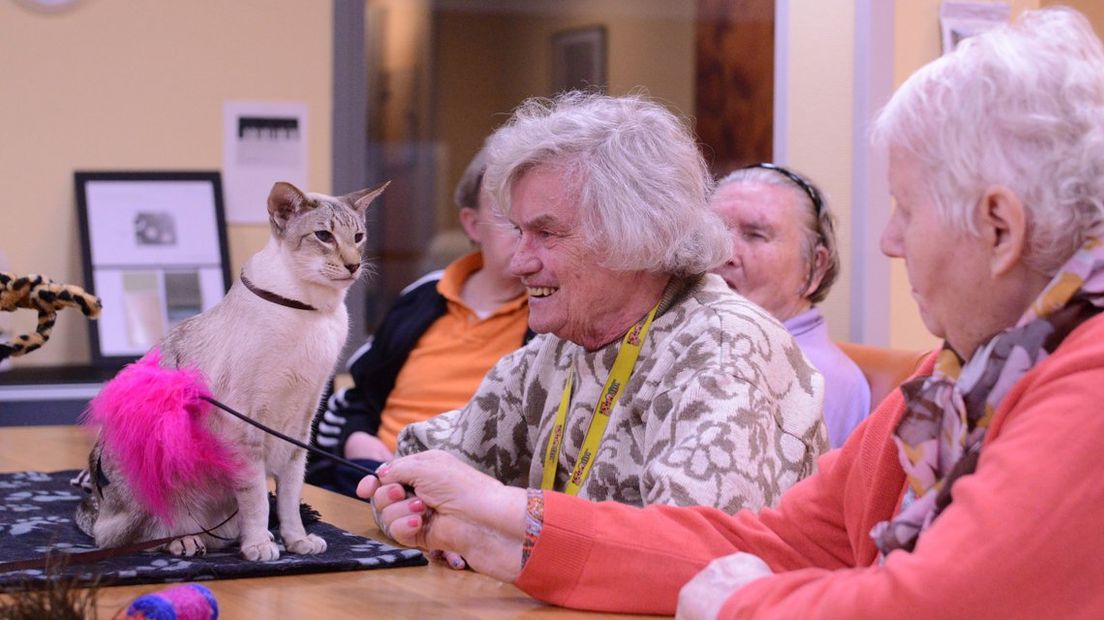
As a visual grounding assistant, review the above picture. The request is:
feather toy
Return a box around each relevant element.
[83,349,240,525]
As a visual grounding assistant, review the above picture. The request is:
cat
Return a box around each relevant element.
[74,179,388,561]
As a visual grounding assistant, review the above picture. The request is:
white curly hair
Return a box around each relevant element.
[482,91,730,276]
[872,7,1104,275]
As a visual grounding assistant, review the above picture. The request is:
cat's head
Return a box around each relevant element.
[266,181,389,290]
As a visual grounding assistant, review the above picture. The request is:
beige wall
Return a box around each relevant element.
[782,0,857,343]
[0,0,332,367]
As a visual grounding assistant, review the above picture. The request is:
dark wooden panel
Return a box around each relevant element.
[695,0,775,176]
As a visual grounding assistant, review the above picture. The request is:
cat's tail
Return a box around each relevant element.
[82,349,240,526]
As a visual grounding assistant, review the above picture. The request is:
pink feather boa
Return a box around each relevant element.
[83,349,240,525]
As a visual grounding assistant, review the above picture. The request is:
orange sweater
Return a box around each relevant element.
[516,313,1104,618]
[377,252,529,450]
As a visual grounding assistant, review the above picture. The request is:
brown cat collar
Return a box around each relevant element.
[239,271,318,311]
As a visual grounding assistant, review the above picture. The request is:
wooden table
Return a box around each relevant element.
[0,425,650,618]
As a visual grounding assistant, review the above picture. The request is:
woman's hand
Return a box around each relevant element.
[676,552,773,620]
[344,431,394,461]
[364,480,469,569]
[356,450,529,582]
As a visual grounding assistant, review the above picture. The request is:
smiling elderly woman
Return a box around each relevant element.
[360,8,1104,617]
[388,93,827,524]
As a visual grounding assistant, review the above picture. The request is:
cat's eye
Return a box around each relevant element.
[354,232,364,243]
[314,230,335,243]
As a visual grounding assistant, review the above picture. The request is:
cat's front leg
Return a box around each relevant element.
[275,448,327,555]
[235,461,280,561]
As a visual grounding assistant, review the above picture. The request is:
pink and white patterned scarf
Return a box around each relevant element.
[871,237,1104,555]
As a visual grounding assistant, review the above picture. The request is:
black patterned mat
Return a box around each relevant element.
[0,470,425,590]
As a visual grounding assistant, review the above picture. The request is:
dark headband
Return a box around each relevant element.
[741,162,824,218]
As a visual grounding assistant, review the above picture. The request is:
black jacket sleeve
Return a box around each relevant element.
[312,280,447,458]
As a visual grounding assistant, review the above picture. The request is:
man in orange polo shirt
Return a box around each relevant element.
[309,145,531,495]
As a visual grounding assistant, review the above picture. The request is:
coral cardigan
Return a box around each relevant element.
[516,313,1104,618]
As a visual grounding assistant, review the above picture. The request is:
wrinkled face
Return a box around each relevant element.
[506,165,643,346]
[881,148,989,353]
[709,182,814,321]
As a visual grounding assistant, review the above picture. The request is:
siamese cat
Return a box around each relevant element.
[75,180,388,561]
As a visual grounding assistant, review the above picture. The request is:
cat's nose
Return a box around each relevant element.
[344,263,359,275]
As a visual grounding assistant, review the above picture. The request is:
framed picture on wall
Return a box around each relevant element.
[551,26,608,94]
[75,171,232,368]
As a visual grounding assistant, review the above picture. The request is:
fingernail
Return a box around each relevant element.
[388,486,405,501]
[407,516,420,528]
[376,465,391,477]
[409,498,425,512]
[450,558,464,569]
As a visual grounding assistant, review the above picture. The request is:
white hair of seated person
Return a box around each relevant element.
[482,91,731,277]
[873,7,1104,276]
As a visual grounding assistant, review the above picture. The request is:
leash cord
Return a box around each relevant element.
[0,510,239,575]
[200,396,381,479]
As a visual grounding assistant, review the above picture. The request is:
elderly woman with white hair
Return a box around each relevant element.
[710,164,870,447]
[383,92,827,541]
[360,8,1104,617]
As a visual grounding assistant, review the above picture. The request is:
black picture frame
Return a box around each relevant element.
[551,26,608,95]
[75,171,232,369]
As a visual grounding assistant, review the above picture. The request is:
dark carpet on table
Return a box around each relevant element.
[0,469,425,590]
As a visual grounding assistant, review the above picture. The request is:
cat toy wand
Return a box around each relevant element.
[201,397,418,510]
[0,392,389,576]
[0,398,386,576]
[200,396,417,503]
[200,395,384,481]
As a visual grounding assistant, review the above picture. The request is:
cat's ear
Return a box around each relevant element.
[267,182,315,236]
[344,180,391,214]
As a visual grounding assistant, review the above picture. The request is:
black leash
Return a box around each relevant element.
[0,510,238,575]
[200,395,382,480]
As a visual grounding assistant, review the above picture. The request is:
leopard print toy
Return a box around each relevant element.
[0,272,102,361]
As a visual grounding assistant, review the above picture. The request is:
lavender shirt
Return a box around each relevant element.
[784,308,871,448]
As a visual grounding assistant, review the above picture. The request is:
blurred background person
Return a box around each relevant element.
[710,164,870,447]
[308,143,531,496]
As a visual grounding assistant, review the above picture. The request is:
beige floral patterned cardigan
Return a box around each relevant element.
[398,273,828,513]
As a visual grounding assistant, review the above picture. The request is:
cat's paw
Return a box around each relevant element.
[285,533,327,555]
[167,535,206,557]
[240,538,281,561]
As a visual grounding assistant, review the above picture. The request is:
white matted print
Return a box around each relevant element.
[76,171,232,366]
[84,179,223,266]
[91,267,225,357]
[223,100,309,224]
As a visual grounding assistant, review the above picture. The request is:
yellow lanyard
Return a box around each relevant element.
[540,302,660,495]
